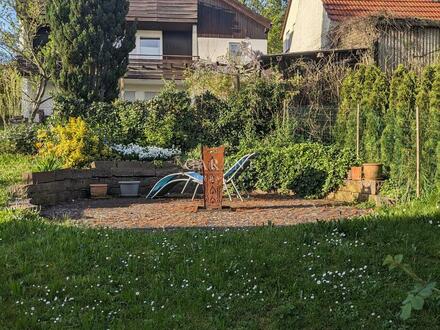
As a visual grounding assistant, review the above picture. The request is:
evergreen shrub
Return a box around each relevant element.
[0,124,41,154]
[229,143,354,198]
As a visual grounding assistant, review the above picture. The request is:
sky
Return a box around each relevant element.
[0,3,16,63]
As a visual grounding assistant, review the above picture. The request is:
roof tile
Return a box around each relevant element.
[322,0,440,21]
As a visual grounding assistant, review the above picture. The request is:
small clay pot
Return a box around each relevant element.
[90,184,108,198]
[363,163,383,180]
[351,166,363,181]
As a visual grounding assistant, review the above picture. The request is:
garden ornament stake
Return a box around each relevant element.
[202,146,225,210]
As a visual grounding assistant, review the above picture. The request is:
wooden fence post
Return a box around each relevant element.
[416,106,421,198]
[356,104,360,159]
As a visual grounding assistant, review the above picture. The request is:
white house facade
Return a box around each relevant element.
[282,0,440,55]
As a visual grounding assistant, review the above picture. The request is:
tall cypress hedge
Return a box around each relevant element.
[336,63,439,199]
[416,65,436,190]
[361,65,388,162]
[428,66,440,189]
[385,66,418,197]
[336,64,387,162]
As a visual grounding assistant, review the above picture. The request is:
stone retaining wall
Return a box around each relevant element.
[22,161,182,206]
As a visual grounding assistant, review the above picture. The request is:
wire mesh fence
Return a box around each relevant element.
[286,105,339,144]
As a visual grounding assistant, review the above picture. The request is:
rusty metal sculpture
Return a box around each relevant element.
[202,146,225,210]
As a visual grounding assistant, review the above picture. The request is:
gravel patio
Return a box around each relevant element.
[42,195,370,229]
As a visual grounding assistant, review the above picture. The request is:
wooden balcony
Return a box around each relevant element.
[126,54,198,80]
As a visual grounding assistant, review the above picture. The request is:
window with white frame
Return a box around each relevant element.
[144,92,157,101]
[124,91,136,102]
[140,38,161,58]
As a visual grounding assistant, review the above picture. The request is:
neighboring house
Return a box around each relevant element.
[281,0,440,71]
[22,0,271,118]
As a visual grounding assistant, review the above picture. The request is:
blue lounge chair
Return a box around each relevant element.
[146,153,257,201]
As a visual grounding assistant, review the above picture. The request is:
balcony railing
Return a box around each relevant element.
[126,54,199,80]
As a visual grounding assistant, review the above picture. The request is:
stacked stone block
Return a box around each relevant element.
[22,161,181,206]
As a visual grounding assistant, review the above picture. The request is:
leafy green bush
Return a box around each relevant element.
[114,100,150,145]
[144,84,196,151]
[52,94,88,120]
[86,102,123,144]
[0,124,41,154]
[228,75,288,143]
[229,143,354,198]
[193,91,229,147]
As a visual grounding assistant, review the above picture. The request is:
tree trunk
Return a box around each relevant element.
[29,77,48,122]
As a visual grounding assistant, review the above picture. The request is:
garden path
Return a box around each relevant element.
[42,195,370,229]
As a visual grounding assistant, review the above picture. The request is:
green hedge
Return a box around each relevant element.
[229,143,354,198]
[0,124,41,154]
[336,64,440,199]
[51,77,292,153]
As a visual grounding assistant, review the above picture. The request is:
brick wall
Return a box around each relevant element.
[22,161,182,206]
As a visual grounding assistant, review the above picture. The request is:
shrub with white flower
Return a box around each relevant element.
[111,144,181,161]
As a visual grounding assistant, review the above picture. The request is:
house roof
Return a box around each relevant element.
[127,0,271,28]
[282,0,440,35]
[322,0,440,22]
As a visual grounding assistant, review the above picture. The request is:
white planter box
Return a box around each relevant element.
[119,181,140,197]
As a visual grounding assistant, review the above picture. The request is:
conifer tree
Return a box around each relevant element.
[381,65,418,197]
[361,65,388,162]
[335,66,366,153]
[46,0,136,107]
[335,71,354,148]
[427,66,440,189]
[381,65,407,166]
[416,65,436,189]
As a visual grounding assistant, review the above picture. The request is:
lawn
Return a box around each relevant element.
[0,154,33,207]
[0,154,439,329]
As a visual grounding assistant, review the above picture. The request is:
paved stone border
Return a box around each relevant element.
[22,161,182,206]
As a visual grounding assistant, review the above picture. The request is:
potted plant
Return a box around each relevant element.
[90,184,108,198]
[119,181,141,197]
[363,163,383,180]
[350,166,362,181]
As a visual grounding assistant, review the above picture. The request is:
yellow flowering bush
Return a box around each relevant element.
[36,117,109,169]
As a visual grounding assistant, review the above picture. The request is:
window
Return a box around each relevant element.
[284,31,293,53]
[140,38,161,58]
[144,92,157,101]
[229,42,242,58]
[124,91,136,102]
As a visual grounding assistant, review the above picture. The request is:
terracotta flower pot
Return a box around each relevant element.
[351,166,363,181]
[363,163,383,180]
[90,184,108,198]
